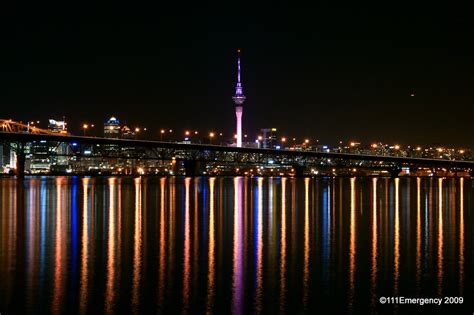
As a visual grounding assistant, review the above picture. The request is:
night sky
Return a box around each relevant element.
[0,2,472,147]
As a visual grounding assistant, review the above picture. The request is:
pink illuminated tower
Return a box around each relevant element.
[232,49,246,147]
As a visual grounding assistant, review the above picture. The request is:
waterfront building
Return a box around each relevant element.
[261,128,278,149]
[47,119,67,134]
[104,116,121,139]
[121,126,136,139]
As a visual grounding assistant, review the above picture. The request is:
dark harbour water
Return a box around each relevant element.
[0,176,472,314]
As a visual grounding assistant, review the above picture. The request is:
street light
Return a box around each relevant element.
[209,132,215,144]
[160,129,165,141]
[256,136,263,148]
[83,124,89,136]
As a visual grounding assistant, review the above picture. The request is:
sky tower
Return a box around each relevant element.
[232,49,246,147]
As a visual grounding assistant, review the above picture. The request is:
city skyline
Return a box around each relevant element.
[0,3,472,314]
[0,3,472,148]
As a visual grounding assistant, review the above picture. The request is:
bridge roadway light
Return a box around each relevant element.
[209,132,215,144]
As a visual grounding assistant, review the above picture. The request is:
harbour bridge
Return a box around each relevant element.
[0,119,473,177]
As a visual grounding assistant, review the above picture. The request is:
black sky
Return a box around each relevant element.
[0,2,472,147]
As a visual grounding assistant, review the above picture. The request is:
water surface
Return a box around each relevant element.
[0,176,472,313]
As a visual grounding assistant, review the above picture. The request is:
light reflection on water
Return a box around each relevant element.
[0,176,472,314]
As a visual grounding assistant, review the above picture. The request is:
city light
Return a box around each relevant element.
[82,123,89,136]
[394,145,400,150]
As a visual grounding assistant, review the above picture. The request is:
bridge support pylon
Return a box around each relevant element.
[15,143,26,178]
[388,167,401,178]
[292,164,307,177]
[183,160,204,176]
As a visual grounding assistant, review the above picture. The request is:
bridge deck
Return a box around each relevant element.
[0,132,473,168]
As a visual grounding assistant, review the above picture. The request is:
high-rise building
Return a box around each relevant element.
[121,126,136,139]
[104,117,121,139]
[48,119,67,134]
[232,49,246,148]
[261,128,278,149]
[47,118,69,166]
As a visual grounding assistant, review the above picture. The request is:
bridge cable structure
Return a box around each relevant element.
[0,119,69,136]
